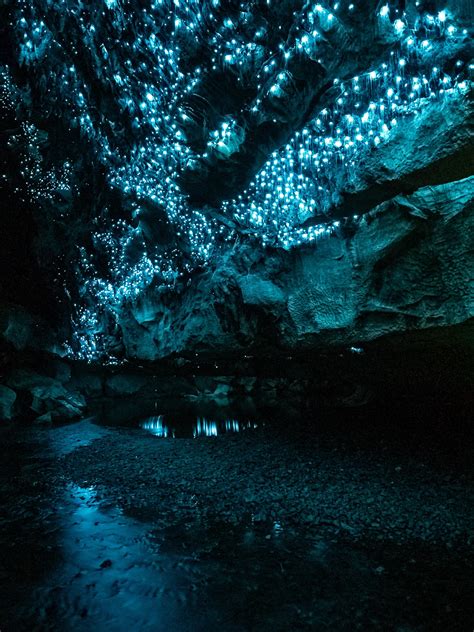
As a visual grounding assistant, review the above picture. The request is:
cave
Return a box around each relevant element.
[0,0,473,629]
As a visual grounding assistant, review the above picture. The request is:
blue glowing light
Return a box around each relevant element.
[6,1,470,361]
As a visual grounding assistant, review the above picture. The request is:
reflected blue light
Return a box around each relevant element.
[140,415,256,438]
[194,418,218,438]
[141,415,173,437]
[193,418,257,437]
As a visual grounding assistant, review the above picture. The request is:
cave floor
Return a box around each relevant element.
[1,403,473,631]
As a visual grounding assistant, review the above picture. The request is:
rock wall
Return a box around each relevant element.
[117,177,474,360]
[1,0,473,369]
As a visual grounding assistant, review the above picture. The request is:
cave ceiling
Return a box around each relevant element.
[0,0,472,361]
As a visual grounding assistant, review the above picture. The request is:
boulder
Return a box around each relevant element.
[239,275,286,307]
[7,370,86,422]
[0,385,17,421]
[105,373,148,397]
[0,306,35,351]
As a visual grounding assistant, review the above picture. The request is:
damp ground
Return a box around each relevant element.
[1,400,473,631]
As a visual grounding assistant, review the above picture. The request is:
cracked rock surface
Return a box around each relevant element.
[118,177,474,360]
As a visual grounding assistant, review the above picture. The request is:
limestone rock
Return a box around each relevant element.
[0,306,35,351]
[7,370,86,422]
[105,374,148,397]
[330,93,474,219]
[0,385,17,421]
[115,177,473,359]
[238,275,286,307]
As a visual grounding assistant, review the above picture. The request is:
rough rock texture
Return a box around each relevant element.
[118,177,474,360]
[6,370,86,422]
[310,91,474,220]
[181,1,472,203]
[0,305,37,352]
[0,0,473,367]
[0,385,16,420]
[180,0,404,202]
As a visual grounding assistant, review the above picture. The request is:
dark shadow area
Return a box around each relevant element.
[1,382,473,631]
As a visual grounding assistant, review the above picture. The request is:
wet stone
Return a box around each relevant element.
[0,406,473,631]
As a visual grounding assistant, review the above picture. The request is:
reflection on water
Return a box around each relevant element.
[194,417,258,437]
[140,415,175,437]
[273,521,283,535]
[140,415,258,438]
[194,417,218,437]
[50,482,201,631]
[2,414,473,631]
